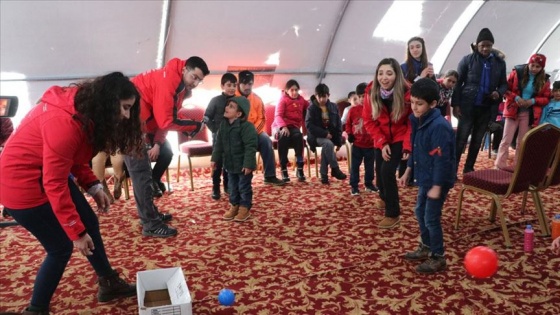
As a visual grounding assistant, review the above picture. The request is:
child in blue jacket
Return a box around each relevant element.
[539,81,560,128]
[398,78,456,274]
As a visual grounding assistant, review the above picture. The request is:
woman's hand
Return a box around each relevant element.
[74,233,94,256]
[402,152,410,161]
[148,143,160,161]
[382,144,391,161]
[92,189,110,213]
[280,127,290,137]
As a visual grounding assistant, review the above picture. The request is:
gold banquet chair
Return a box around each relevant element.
[455,123,560,247]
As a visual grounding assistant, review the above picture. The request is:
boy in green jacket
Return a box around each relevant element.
[211,96,258,222]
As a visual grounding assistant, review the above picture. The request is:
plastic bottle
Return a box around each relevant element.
[552,214,560,240]
[524,224,534,253]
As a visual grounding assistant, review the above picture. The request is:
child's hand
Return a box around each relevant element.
[402,152,410,161]
[397,167,411,187]
[552,236,560,254]
[242,168,253,175]
[427,185,442,199]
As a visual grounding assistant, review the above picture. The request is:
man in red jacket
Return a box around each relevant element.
[128,56,209,238]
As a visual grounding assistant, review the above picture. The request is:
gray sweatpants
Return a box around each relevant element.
[123,147,164,231]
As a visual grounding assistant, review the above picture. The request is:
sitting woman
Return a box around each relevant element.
[272,79,309,182]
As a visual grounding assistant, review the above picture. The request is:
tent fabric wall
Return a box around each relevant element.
[1,0,559,126]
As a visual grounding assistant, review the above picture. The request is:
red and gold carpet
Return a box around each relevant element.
[1,152,559,314]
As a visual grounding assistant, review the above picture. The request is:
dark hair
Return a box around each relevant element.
[347,91,356,99]
[285,79,300,90]
[221,72,237,85]
[521,63,547,94]
[404,37,429,83]
[411,78,440,104]
[186,56,209,76]
[315,83,330,96]
[73,72,143,155]
[553,81,560,91]
[443,69,459,79]
[356,82,367,95]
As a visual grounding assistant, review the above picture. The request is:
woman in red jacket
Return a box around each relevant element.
[363,58,412,229]
[495,53,551,170]
[0,72,144,315]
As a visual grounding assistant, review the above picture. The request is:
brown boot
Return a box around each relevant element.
[234,206,251,222]
[223,205,239,221]
[376,199,386,209]
[97,270,136,303]
[113,177,123,200]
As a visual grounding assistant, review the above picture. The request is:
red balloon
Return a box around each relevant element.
[464,246,499,278]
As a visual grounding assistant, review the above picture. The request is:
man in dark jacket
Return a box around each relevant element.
[452,28,507,174]
[305,83,347,184]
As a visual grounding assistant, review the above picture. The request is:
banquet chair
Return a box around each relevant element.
[176,106,213,191]
[455,123,560,247]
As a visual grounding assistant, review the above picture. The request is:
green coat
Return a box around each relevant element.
[211,118,258,174]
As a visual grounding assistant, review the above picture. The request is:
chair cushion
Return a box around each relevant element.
[180,140,213,156]
[463,169,514,195]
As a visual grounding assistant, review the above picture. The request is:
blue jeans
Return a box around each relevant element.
[414,186,450,256]
[228,172,253,209]
[350,145,374,189]
[257,132,277,178]
[375,142,403,218]
[5,178,113,309]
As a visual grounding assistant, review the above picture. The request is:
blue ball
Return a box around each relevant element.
[218,288,235,306]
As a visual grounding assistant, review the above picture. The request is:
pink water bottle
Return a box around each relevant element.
[524,225,534,252]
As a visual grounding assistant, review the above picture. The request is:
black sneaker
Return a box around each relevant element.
[211,186,220,200]
[151,181,163,198]
[157,180,167,193]
[159,212,172,222]
[365,185,379,193]
[142,225,177,238]
[331,167,347,180]
[416,255,446,274]
[296,168,306,182]
[321,175,329,185]
[404,243,431,261]
[264,176,286,186]
[281,169,290,182]
[351,187,360,196]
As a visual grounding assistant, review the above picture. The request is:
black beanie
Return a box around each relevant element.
[476,28,494,44]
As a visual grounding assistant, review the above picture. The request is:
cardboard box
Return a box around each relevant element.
[137,267,192,315]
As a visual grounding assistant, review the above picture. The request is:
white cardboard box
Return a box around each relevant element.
[137,267,192,315]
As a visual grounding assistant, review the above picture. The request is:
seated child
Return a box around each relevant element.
[539,81,560,128]
[398,78,456,274]
[305,83,347,184]
[211,97,257,222]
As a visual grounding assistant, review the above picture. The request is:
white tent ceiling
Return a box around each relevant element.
[1,0,559,124]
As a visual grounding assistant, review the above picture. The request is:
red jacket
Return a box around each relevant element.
[345,105,374,148]
[362,81,412,151]
[132,58,197,144]
[271,92,308,134]
[503,65,551,126]
[0,86,99,240]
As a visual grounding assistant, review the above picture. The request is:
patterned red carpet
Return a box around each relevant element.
[1,152,559,314]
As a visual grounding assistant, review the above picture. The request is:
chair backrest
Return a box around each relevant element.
[337,101,350,117]
[264,104,275,136]
[177,106,209,144]
[506,123,560,196]
[543,142,560,188]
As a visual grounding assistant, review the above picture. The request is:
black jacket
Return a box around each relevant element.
[305,95,343,151]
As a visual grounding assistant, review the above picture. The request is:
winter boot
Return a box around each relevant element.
[234,206,251,222]
[97,270,136,303]
[321,173,329,185]
[281,168,290,182]
[211,185,221,200]
[223,205,239,221]
[331,167,347,180]
[296,162,306,182]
